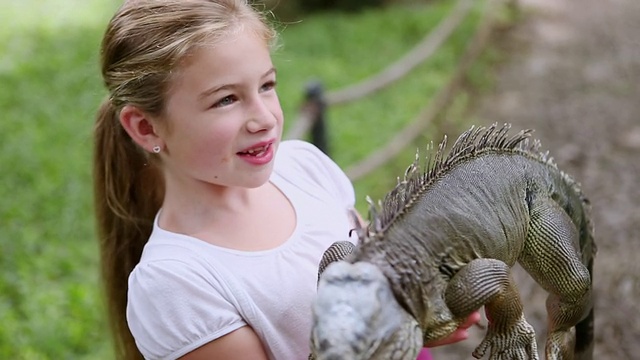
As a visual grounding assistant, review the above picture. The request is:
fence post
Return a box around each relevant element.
[305,81,329,155]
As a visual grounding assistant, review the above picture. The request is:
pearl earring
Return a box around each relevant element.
[152,145,161,153]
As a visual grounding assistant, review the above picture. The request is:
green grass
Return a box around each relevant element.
[0,0,501,358]
[1,1,121,358]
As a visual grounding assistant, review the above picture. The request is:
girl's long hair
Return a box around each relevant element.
[93,1,276,358]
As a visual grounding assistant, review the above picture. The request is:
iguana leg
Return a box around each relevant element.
[445,258,539,360]
[519,197,592,360]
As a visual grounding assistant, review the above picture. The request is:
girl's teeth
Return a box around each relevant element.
[244,145,267,155]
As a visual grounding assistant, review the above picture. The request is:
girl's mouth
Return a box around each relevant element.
[237,142,275,165]
[239,143,270,157]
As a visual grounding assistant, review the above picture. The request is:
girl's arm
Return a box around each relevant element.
[180,326,269,360]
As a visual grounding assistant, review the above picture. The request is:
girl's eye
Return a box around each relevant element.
[260,80,277,92]
[213,95,236,108]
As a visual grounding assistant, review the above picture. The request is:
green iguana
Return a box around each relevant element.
[310,123,595,360]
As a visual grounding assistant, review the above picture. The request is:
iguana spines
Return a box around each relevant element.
[364,123,579,242]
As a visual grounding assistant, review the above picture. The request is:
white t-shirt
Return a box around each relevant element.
[126,140,358,360]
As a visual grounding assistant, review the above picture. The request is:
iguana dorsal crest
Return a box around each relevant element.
[363,123,545,241]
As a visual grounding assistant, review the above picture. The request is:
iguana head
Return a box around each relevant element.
[310,261,422,360]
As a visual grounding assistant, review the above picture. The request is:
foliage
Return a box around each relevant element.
[258,0,384,21]
[0,2,119,358]
[258,0,435,21]
[298,0,386,13]
[0,0,498,358]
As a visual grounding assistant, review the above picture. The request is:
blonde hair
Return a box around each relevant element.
[93,1,276,358]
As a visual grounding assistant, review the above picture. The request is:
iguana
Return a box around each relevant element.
[310,123,595,360]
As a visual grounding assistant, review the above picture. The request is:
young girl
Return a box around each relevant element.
[93,1,479,359]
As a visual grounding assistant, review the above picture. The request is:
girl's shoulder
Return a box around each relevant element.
[275,139,329,170]
[275,140,353,200]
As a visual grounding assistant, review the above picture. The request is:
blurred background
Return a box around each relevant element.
[1,0,638,358]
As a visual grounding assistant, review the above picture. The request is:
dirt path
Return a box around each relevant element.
[430,0,640,358]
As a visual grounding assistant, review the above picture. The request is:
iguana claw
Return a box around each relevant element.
[472,314,539,360]
[544,330,574,360]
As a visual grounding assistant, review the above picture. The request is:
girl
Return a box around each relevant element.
[93,0,479,359]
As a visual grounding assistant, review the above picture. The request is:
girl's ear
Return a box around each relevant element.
[119,105,164,153]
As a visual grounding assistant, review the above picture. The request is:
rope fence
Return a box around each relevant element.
[285,0,510,181]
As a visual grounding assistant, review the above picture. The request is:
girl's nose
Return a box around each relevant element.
[246,96,278,133]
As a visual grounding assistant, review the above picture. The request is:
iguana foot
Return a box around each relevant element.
[472,315,539,360]
[545,330,575,360]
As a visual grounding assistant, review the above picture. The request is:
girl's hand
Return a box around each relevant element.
[425,311,482,347]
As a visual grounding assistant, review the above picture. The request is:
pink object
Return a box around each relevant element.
[416,348,433,360]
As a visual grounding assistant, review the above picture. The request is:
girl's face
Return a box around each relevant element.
[158,28,283,190]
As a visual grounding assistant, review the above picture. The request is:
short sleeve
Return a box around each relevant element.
[278,140,355,209]
[127,259,246,360]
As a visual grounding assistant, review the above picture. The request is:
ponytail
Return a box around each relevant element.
[93,98,164,360]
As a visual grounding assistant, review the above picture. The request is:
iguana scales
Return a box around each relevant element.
[310,123,595,360]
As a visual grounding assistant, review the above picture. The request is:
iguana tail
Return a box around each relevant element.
[574,196,596,360]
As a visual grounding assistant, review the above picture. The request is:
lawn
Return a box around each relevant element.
[0,0,496,358]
